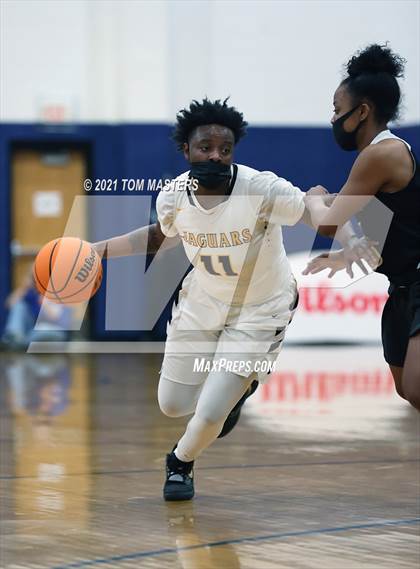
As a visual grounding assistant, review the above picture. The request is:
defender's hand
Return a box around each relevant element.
[343,236,382,278]
[302,250,348,278]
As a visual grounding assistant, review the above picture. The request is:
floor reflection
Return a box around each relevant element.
[245,346,410,440]
[0,350,417,569]
[165,502,241,569]
[3,353,92,533]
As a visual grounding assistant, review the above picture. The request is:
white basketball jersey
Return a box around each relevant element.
[156,164,305,305]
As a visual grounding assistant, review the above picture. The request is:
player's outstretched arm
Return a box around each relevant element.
[301,189,382,276]
[301,190,361,248]
[93,221,180,258]
[304,144,395,237]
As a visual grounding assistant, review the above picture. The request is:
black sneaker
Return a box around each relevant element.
[163,449,195,501]
[217,379,259,438]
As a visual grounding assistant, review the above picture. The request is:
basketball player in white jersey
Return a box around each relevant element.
[303,44,420,412]
[94,98,377,501]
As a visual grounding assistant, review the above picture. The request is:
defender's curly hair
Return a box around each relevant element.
[172,97,248,150]
[341,43,406,123]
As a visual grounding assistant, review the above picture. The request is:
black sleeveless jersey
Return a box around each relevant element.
[357,150,420,285]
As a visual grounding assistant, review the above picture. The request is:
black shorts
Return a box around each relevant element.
[382,280,420,367]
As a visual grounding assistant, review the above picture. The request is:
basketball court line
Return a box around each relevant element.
[1,457,418,480]
[50,518,420,568]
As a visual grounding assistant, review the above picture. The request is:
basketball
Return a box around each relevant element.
[33,237,103,304]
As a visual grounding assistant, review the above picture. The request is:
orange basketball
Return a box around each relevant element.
[33,237,103,304]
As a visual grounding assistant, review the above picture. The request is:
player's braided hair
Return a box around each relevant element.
[341,43,406,123]
[172,97,248,150]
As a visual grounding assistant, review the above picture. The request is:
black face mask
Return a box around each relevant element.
[332,105,365,151]
[189,161,231,190]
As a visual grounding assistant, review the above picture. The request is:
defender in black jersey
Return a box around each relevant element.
[304,44,420,412]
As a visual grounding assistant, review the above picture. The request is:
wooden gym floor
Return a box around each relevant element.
[0,347,419,568]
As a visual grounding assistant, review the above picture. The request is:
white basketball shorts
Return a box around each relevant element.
[160,270,298,385]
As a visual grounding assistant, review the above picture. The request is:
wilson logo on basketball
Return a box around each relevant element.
[75,249,97,283]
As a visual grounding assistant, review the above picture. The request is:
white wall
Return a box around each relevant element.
[1,0,419,125]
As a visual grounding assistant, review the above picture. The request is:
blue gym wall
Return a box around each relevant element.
[2,1,419,339]
[1,123,419,337]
